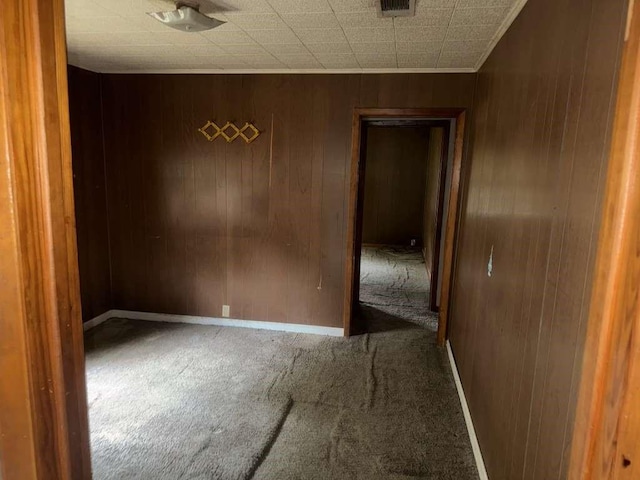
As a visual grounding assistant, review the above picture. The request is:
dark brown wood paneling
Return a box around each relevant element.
[448,0,628,478]
[68,66,111,322]
[98,74,475,328]
[362,125,430,246]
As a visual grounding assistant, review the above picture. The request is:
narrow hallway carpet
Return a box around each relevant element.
[85,246,478,479]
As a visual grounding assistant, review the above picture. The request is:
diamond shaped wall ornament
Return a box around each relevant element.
[198,120,261,144]
[198,120,221,141]
[239,122,260,144]
[220,122,240,143]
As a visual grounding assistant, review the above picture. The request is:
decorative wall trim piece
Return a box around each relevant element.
[198,121,261,143]
[446,340,489,480]
[474,0,529,70]
[83,309,344,337]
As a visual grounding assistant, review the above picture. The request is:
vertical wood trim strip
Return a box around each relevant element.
[569,0,640,477]
[437,111,466,345]
[0,0,91,477]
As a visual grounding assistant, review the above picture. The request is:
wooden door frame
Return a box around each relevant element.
[0,0,91,478]
[343,107,466,345]
[569,0,640,477]
[429,125,451,313]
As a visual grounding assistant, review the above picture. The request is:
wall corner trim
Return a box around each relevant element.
[446,340,489,480]
[83,309,344,336]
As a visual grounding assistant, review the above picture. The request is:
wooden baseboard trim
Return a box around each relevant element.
[446,340,489,480]
[83,309,344,337]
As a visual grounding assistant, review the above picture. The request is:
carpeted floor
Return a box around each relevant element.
[85,246,478,479]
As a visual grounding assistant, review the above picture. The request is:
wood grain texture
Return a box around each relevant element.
[569,0,640,476]
[422,127,448,311]
[0,0,90,478]
[68,66,111,322]
[96,74,475,329]
[447,0,628,478]
[362,126,430,246]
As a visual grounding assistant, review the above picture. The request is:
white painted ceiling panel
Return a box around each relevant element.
[64,0,528,73]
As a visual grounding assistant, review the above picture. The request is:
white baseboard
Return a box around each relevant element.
[82,310,114,331]
[83,309,344,337]
[446,340,489,480]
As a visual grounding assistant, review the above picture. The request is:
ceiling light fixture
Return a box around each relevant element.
[147,3,226,32]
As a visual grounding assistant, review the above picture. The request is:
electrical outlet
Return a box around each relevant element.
[410,238,416,247]
[222,305,230,317]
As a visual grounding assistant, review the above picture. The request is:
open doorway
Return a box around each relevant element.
[344,109,466,343]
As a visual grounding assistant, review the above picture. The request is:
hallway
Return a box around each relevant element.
[84,246,477,479]
[359,245,439,331]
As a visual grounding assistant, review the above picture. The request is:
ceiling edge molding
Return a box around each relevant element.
[75,66,477,75]
[473,0,529,71]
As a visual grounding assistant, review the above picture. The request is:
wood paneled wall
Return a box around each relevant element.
[362,126,430,246]
[422,127,444,281]
[448,0,628,478]
[97,73,475,327]
[68,66,111,321]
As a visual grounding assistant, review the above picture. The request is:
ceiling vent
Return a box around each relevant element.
[377,0,415,18]
[147,3,226,32]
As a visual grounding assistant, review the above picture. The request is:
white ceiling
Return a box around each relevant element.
[65,0,527,73]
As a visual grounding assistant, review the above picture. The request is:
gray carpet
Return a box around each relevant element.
[85,246,478,479]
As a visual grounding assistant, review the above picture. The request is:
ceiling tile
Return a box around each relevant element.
[97,0,172,17]
[247,29,301,44]
[280,13,340,29]
[242,54,285,67]
[65,15,141,33]
[356,53,397,68]
[327,0,376,12]
[456,0,515,7]
[335,11,393,28]
[395,26,448,42]
[438,49,484,67]
[179,44,228,56]
[417,0,457,7]
[393,8,453,27]
[293,28,347,43]
[64,0,119,18]
[200,29,256,44]
[221,44,270,55]
[225,13,287,29]
[397,52,439,68]
[152,31,211,45]
[305,42,352,54]
[208,0,275,13]
[442,39,487,52]
[267,0,332,14]
[445,24,499,40]
[315,53,359,68]
[64,0,522,71]
[275,54,322,68]
[396,41,443,53]
[349,42,395,54]
[344,27,395,43]
[450,7,511,25]
[264,43,309,54]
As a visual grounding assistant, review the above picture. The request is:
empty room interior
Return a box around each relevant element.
[3,0,640,478]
